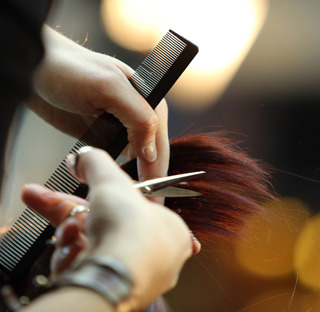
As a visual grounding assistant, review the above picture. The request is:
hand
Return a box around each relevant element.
[22,147,193,309]
[28,26,169,183]
[21,184,88,275]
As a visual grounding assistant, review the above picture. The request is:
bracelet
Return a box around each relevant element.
[50,256,134,310]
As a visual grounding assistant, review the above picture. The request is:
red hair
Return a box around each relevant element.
[122,131,275,243]
[14,132,275,312]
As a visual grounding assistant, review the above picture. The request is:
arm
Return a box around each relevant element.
[22,288,114,312]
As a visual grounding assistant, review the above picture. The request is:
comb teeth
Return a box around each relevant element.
[44,142,84,193]
[0,208,49,271]
[0,142,84,273]
[131,31,186,98]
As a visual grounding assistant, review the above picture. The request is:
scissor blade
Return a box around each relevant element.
[134,171,205,195]
[145,186,201,197]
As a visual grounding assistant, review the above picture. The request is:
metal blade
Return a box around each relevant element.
[145,186,201,197]
[134,171,205,195]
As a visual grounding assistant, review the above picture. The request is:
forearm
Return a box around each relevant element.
[22,287,114,312]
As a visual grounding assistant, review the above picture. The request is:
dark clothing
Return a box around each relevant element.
[0,0,52,188]
[0,3,52,309]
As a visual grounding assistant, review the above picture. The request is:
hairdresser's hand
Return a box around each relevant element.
[22,147,192,310]
[21,183,89,275]
[22,183,200,278]
[28,26,169,183]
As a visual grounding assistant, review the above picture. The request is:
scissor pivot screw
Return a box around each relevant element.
[143,186,152,195]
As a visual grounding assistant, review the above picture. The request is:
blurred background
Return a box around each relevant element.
[3,0,320,311]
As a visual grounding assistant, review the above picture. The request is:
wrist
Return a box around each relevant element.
[49,256,136,312]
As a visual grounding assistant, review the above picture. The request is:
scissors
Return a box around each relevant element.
[134,171,205,197]
[47,171,205,244]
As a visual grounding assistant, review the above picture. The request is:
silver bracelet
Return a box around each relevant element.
[50,256,134,310]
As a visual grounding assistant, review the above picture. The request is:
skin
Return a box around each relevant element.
[21,147,194,311]
[28,26,169,185]
[18,27,200,311]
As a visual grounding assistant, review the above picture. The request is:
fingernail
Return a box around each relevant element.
[78,146,93,154]
[191,232,201,255]
[65,153,77,176]
[142,141,157,163]
[66,146,93,176]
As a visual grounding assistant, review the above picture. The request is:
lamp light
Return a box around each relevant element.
[101,0,268,108]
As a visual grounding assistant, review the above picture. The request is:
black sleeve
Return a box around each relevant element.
[0,0,52,189]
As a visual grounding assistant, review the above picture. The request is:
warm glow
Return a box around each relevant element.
[234,197,308,278]
[240,288,320,312]
[101,0,268,108]
[101,0,162,52]
[294,213,320,290]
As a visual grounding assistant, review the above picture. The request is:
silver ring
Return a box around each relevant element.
[69,205,90,217]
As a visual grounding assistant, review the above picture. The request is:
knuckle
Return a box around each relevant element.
[128,112,159,150]
[142,112,159,135]
[92,66,127,101]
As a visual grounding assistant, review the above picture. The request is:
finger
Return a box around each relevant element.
[137,99,169,180]
[191,233,201,255]
[91,60,159,164]
[65,147,145,242]
[137,99,169,204]
[112,57,134,78]
[55,217,82,247]
[21,184,88,227]
[120,100,169,176]
[51,218,86,276]
[66,147,134,190]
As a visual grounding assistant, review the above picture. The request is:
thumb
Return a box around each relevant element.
[65,147,144,245]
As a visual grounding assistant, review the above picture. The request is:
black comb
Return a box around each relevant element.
[0,30,198,281]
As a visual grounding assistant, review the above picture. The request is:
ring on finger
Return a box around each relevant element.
[69,205,90,217]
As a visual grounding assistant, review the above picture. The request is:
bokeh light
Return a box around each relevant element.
[101,0,162,52]
[240,287,320,312]
[294,213,320,290]
[101,0,268,108]
[234,197,309,278]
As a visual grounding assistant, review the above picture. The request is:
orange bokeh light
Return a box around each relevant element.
[234,197,309,278]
